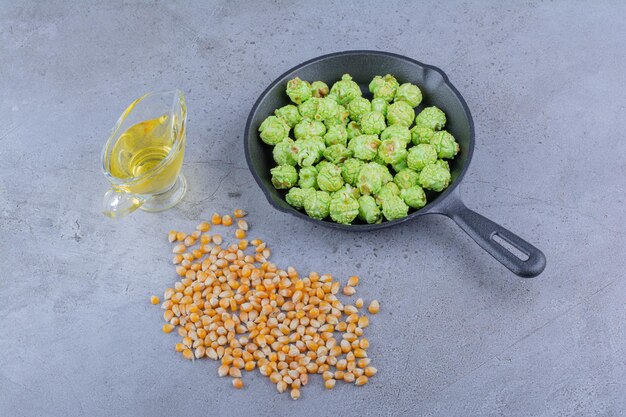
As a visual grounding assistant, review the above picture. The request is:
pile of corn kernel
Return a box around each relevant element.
[151,209,380,400]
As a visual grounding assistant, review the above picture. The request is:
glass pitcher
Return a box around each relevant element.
[101,90,187,218]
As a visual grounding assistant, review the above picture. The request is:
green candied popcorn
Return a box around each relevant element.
[346,121,362,140]
[374,162,393,184]
[311,81,329,98]
[360,111,386,135]
[270,165,298,189]
[391,157,408,173]
[419,162,452,192]
[285,187,310,209]
[407,143,437,171]
[323,124,348,147]
[415,106,446,130]
[356,162,383,195]
[358,195,382,224]
[381,195,409,221]
[286,77,312,104]
[293,118,326,140]
[435,159,450,172]
[401,185,427,209]
[317,163,344,192]
[341,158,365,186]
[329,74,362,106]
[381,124,411,146]
[372,152,387,166]
[298,166,318,189]
[294,137,325,167]
[259,115,290,145]
[348,135,381,161]
[273,138,297,166]
[347,97,371,122]
[431,131,459,159]
[378,138,408,165]
[323,144,352,165]
[369,74,399,102]
[410,125,435,145]
[298,97,321,120]
[304,190,331,220]
[324,105,349,127]
[386,101,415,127]
[394,168,420,189]
[375,181,400,206]
[394,83,423,107]
[315,97,341,122]
[329,186,360,224]
[275,104,302,128]
[371,97,388,116]
[315,160,332,171]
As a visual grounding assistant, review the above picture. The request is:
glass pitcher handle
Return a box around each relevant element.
[102,188,145,219]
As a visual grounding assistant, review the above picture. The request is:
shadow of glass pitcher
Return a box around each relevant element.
[101,90,187,218]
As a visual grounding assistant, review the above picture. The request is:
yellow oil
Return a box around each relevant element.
[108,114,185,195]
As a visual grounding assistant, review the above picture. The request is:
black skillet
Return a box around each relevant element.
[244,51,546,278]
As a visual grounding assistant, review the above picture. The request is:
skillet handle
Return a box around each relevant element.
[438,189,546,278]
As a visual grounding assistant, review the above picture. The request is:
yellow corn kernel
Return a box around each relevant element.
[234,209,247,218]
[176,232,187,242]
[197,222,211,232]
[211,213,222,225]
[182,349,194,360]
[222,215,233,226]
[168,230,177,243]
[232,378,244,389]
[162,324,174,333]
[172,244,186,254]
[150,295,160,305]
[175,343,184,352]
[324,379,336,389]
[368,300,380,314]
[348,276,359,287]
[235,229,246,239]
[364,366,377,377]
[358,316,369,328]
[290,388,300,400]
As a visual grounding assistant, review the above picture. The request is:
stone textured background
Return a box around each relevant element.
[1,1,624,416]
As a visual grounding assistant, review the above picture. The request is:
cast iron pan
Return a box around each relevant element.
[244,50,546,278]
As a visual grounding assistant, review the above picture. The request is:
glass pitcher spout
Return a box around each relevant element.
[102,188,145,219]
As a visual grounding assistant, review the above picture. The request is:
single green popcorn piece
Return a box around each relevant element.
[373,162,393,184]
[380,124,411,146]
[298,166,319,189]
[407,143,438,171]
[391,157,408,173]
[294,137,325,167]
[375,181,401,205]
[370,97,388,116]
[293,118,326,140]
[286,77,312,104]
[358,195,382,224]
[323,105,349,127]
[329,74,362,106]
[329,186,360,224]
[419,162,452,192]
[378,138,408,165]
[315,97,341,122]
[317,162,344,192]
[311,81,330,98]
[323,124,348,147]
[275,104,302,128]
[315,160,333,171]
[410,125,435,145]
[323,144,352,164]
[381,195,409,221]
[435,159,450,172]
[347,97,371,122]
[431,131,460,159]
[348,135,381,161]
[273,138,297,166]
[304,190,331,220]
[285,187,309,209]
[415,106,446,130]
[360,111,386,135]
[341,158,365,186]
[346,121,362,140]
[369,74,399,102]
[394,83,423,107]
[356,162,383,195]
[386,101,415,126]
[259,115,290,145]
[394,168,420,189]
[270,165,298,189]
[401,185,427,209]
[298,97,321,120]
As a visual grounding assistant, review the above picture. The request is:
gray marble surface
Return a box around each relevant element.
[1,1,625,416]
